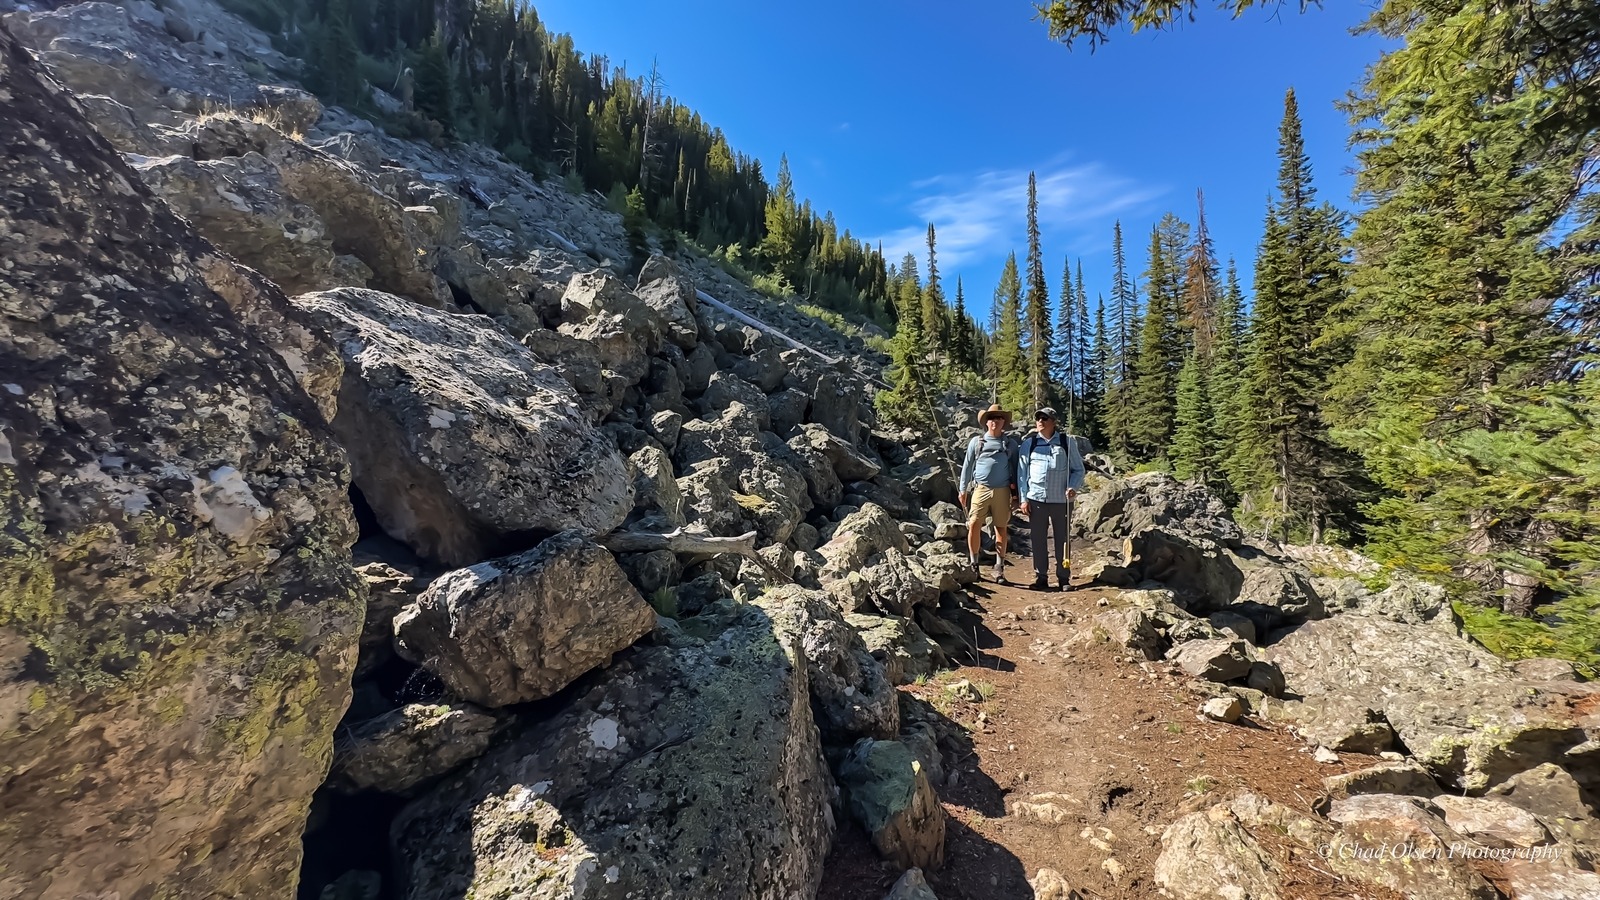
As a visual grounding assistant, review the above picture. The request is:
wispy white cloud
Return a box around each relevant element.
[868,160,1164,273]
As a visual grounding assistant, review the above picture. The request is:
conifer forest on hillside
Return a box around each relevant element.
[223,0,1597,670]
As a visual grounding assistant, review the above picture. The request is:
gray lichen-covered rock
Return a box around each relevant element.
[757,586,899,744]
[633,255,699,349]
[294,288,633,565]
[558,271,662,385]
[1276,694,1398,754]
[821,502,910,578]
[1153,806,1283,900]
[353,553,420,677]
[0,31,360,898]
[1077,472,1245,547]
[1380,679,1600,794]
[329,702,501,795]
[848,614,948,686]
[838,739,947,871]
[392,603,834,900]
[1166,638,1253,683]
[794,423,881,481]
[1324,795,1499,900]
[394,532,654,707]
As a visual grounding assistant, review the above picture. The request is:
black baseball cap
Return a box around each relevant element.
[1034,407,1057,421]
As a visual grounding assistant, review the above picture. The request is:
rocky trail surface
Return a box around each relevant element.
[823,552,1399,900]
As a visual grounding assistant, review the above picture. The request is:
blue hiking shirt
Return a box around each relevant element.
[1018,431,1086,503]
[959,434,1017,493]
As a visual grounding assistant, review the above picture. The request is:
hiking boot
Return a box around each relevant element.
[991,559,1006,584]
[1029,577,1049,591]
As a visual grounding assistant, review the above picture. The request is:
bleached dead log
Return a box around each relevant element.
[600,527,790,582]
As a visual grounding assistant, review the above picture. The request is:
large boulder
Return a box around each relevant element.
[394,532,654,707]
[794,423,881,481]
[558,271,662,385]
[1153,806,1284,900]
[392,603,834,900]
[1324,795,1499,899]
[328,702,501,795]
[757,586,899,745]
[1380,680,1600,793]
[1077,472,1245,547]
[1166,638,1253,683]
[132,152,358,297]
[293,288,633,565]
[810,371,863,444]
[821,503,909,578]
[0,35,360,898]
[838,739,947,871]
[1267,615,1511,700]
[633,255,699,349]
[847,615,948,686]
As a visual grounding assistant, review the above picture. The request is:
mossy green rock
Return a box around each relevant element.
[0,29,360,899]
[392,602,833,899]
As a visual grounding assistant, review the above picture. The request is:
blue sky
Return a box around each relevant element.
[536,0,1388,320]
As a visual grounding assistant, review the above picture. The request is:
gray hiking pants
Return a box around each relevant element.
[1029,500,1071,584]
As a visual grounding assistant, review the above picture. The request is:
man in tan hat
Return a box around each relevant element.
[958,404,1019,582]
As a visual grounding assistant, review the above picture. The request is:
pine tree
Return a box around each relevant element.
[951,276,974,372]
[413,29,455,133]
[1053,256,1077,423]
[1074,261,1094,439]
[992,253,1030,414]
[878,254,927,424]
[1101,221,1137,457]
[307,0,362,107]
[1328,0,1598,615]
[1171,350,1215,484]
[923,223,947,356]
[759,155,804,289]
[1211,260,1251,499]
[1024,172,1053,410]
[1129,214,1188,461]
[1239,90,1357,543]
[1183,190,1222,362]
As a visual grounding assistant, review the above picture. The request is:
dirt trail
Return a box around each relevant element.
[820,546,1397,900]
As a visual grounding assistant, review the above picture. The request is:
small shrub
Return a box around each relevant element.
[1185,775,1218,795]
[1165,722,1184,735]
[972,679,997,701]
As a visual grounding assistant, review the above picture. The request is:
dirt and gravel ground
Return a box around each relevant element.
[818,541,1403,900]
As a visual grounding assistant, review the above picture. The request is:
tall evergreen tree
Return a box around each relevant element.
[1328,0,1599,613]
[1129,214,1188,460]
[923,223,947,356]
[1053,256,1078,426]
[1211,260,1251,498]
[951,276,974,372]
[1101,221,1137,457]
[1183,190,1222,362]
[413,28,455,132]
[1024,172,1053,409]
[1171,350,1216,484]
[759,155,803,287]
[992,253,1030,413]
[1240,90,1357,542]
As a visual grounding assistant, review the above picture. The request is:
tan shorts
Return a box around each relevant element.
[966,484,1012,528]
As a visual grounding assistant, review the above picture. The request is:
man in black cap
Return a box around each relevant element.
[1017,407,1085,591]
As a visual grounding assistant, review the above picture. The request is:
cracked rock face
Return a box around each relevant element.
[293,287,633,565]
[394,532,655,708]
[392,603,834,900]
[0,25,360,899]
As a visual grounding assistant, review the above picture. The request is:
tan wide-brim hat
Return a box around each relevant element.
[978,404,1012,426]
